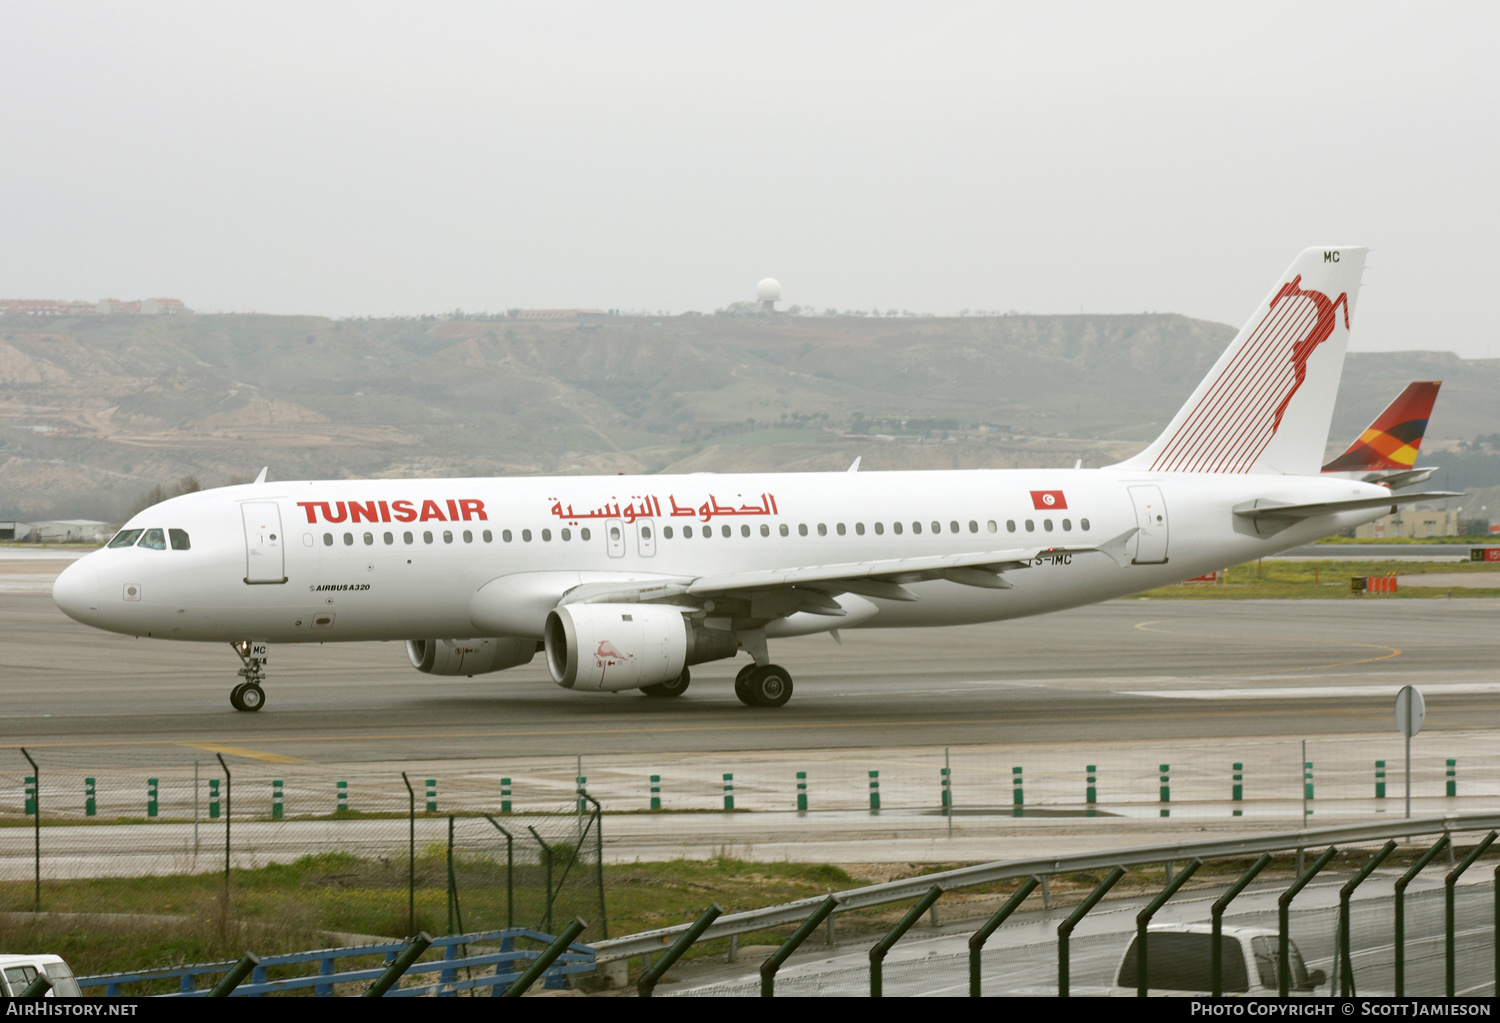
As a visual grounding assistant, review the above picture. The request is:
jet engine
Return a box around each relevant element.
[406,637,540,676]
[544,603,738,691]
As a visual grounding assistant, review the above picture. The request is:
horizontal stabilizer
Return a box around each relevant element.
[1233,491,1461,522]
[1366,467,1436,490]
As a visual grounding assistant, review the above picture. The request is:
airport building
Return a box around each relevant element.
[0,297,188,316]
[1353,507,1460,539]
[0,520,112,543]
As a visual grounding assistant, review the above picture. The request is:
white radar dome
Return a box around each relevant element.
[756,278,782,302]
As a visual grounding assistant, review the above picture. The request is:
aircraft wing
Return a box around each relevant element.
[557,528,1138,613]
[1233,491,1461,521]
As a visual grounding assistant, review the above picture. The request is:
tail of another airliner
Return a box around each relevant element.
[1113,246,1368,476]
[1321,381,1440,473]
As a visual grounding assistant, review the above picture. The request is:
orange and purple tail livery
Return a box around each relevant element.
[1321,381,1440,472]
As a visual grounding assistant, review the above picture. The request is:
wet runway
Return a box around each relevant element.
[2,570,1497,764]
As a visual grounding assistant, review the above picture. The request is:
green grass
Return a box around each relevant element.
[0,853,862,986]
[1140,559,1500,599]
[1313,535,1494,545]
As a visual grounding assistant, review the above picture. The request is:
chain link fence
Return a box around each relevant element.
[0,746,607,957]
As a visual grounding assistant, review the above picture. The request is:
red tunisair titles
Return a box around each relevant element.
[297,499,488,525]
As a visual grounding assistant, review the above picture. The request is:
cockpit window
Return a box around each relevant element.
[108,529,144,548]
[136,528,167,550]
[169,528,191,551]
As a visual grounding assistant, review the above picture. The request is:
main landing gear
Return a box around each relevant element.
[642,667,691,698]
[230,640,267,713]
[734,663,794,708]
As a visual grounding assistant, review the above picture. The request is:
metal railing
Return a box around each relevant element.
[78,928,595,997]
[596,812,1500,961]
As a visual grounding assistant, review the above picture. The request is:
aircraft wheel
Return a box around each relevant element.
[642,667,690,698]
[745,664,793,708]
[734,664,756,705]
[235,683,266,712]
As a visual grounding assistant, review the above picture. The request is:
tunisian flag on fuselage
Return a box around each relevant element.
[1030,490,1067,510]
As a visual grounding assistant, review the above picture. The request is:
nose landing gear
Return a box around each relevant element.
[230,640,268,713]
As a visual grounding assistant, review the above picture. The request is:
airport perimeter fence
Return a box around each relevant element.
[0,747,608,950]
[3,732,1460,825]
[657,819,1500,997]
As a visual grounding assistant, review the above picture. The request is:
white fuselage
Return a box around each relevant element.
[53,467,1389,645]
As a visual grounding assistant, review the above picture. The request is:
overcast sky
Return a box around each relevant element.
[2,2,1496,356]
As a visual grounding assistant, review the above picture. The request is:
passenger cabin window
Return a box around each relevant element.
[1062,519,1072,531]
[854,523,865,535]
[168,528,191,550]
[684,526,694,538]
[464,529,474,542]
[664,526,674,539]
[1025,520,1034,532]
[836,523,846,535]
[912,522,922,534]
[798,524,808,536]
[482,530,493,542]
[720,525,730,538]
[109,529,144,548]
[444,530,454,543]
[893,522,903,535]
[779,524,789,537]
[363,532,374,545]
[741,525,750,537]
[521,529,532,542]
[384,532,394,544]
[969,521,978,533]
[539,529,550,542]
[817,523,827,536]
[1006,520,1015,532]
[324,533,334,546]
[1043,519,1053,531]
[760,524,770,537]
[137,528,167,550]
[343,532,354,545]
[1081,518,1091,531]
[502,529,512,542]
[560,528,570,541]
[874,522,884,535]
[404,531,414,544]
[424,531,434,544]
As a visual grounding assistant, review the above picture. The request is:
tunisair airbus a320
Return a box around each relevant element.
[52,247,1454,712]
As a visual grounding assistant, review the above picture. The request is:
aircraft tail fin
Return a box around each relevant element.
[1112,247,1367,475]
[1321,381,1441,472]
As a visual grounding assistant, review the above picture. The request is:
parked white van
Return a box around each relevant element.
[0,955,82,996]
[1112,923,1328,996]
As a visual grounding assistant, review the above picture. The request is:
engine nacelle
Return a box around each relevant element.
[544,603,738,691]
[406,637,540,676]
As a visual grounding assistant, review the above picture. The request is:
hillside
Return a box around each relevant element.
[2,311,1497,520]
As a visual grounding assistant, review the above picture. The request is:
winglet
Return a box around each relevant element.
[847,457,861,473]
[253,467,269,485]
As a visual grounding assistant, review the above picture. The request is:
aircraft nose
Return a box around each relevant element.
[52,559,100,622]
